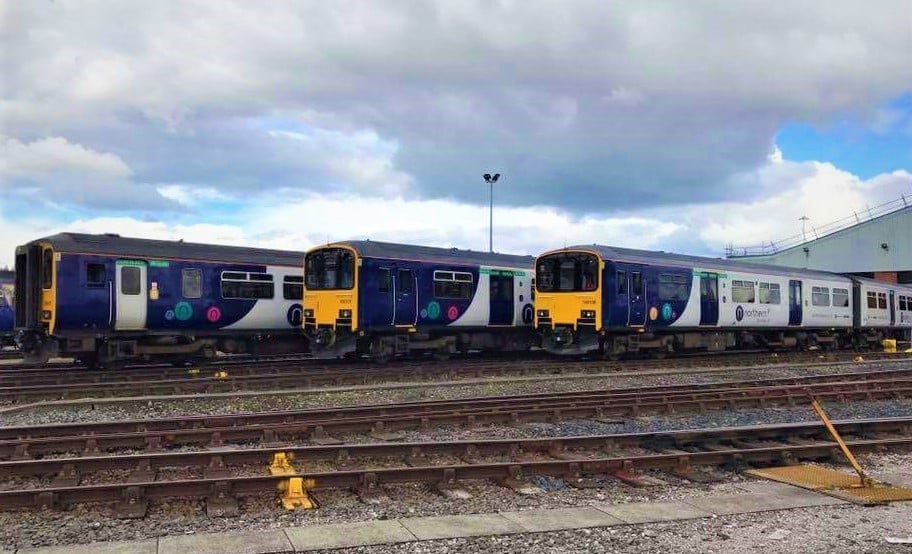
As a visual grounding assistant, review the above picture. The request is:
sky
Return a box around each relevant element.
[1,1,911,268]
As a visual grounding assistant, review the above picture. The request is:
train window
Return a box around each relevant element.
[398,269,413,293]
[759,282,781,304]
[811,287,830,306]
[86,263,106,287]
[305,249,355,290]
[617,271,628,295]
[631,272,642,295]
[121,266,141,295]
[878,292,887,309]
[731,280,755,303]
[899,296,907,311]
[536,253,599,292]
[41,249,53,289]
[867,291,878,309]
[249,273,274,282]
[658,274,689,301]
[832,288,850,308]
[434,270,472,299]
[182,269,202,299]
[221,272,274,299]
[283,275,304,300]
[378,269,391,293]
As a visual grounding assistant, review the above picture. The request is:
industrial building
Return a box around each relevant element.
[727,196,912,284]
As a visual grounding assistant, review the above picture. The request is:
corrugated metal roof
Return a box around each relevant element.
[21,233,305,267]
[551,244,853,281]
[324,240,534,268]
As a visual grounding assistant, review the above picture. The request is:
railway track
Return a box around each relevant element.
[1,351,910,402]
[0,417,908,515]
[3,369,910,459]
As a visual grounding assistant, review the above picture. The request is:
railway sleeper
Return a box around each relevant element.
[115,486,148,519]
[206,481,239,518]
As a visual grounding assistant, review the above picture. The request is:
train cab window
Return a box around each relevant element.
[878,292,887,309]
[832,288,850,308]
[731,280,755,303]
[398,269,413,293]
[617,271,628,295]
[283,275,304,300]
[86,263,106,287]
[41,249,53,289]
[121,266,141,295]
[867,291,878,309]
[434,270,472,299]
[377,269,391,293]
[758,282,781,304]
[536,252,599,292]
[221,272,274,299]
[182,269,202,299]
[631,272,642,295]
[305,249,355,290]
[811,287,830,306]
[658,274,689,301]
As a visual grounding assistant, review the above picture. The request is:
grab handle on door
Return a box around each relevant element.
[108,280,114,327]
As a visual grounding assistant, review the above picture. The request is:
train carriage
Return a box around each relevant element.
[0,270,14,348]
[533,245,906,358]
[303,241,536,360]
[14,233,307,366]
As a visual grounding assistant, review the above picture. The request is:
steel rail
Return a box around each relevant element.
[0,419,909,511]
[2,377,910,459]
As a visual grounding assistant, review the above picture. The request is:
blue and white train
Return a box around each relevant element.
[303,241,536,360]
[13,233,307,366]
[534,245,912,357]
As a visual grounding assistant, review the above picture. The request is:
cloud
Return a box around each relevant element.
[2,1,910,213]
[0,135,131,181]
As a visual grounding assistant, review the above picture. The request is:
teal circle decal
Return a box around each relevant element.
[174,301,193,321]
[661,303,673,321]
[426,301,441,320]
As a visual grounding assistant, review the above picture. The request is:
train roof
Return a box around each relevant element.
[849,275,912,291]
[547,244,853,282]
[18,233,305,267]
[316,240,534,268]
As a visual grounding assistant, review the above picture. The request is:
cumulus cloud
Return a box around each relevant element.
[2,1,910,212]
[0,135,131,181]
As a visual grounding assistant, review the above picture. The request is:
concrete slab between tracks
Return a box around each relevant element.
[10,482,854,553]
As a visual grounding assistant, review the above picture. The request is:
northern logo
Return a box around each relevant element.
[735,305,744,322]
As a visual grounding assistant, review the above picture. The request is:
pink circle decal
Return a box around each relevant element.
[206,306,222,323]
[447,305,459,321]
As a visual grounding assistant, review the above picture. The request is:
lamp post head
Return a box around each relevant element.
[483,173,501,184]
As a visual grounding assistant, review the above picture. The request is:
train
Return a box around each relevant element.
[13,233,307,366]
[0,269,14,348]
[303,241,536,360]
[534,245,912,358]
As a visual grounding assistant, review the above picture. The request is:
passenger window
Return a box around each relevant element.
[811,287,830,307]
[221,272,274,299]
[832,288,849,308]
[617,271,628,295]
[631,272,642,295]
[878,293,887,309]
[182,269,202,299]
[121,266,141,295]
[86,263,106,287]
[732,280,755,303]
[283,275,304,300]
[378,269,391,293]
[867,292,877,309]
[398,269,413,293]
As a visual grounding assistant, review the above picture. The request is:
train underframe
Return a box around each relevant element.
[15,328,307,368]
[541,325,912,358]
[307,326,536,362]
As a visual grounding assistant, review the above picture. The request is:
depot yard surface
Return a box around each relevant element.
[1,356,911,552]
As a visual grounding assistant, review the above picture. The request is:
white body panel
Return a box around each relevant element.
[449,265,533,327]
[223,265,303,331]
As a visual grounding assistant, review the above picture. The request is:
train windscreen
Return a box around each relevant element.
[536,252,599,292]
[305,248,355,290]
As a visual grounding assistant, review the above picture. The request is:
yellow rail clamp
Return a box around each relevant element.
[883,339,897,353]
[213,370,229,379]
[746,399,912,505]
[268,452,296,476]
[278,477,317,510]
[187,367,200,375]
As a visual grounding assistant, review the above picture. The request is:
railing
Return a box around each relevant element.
[726,194,911,257]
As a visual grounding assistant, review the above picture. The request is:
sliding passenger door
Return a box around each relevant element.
[489,273,514,325]
[628,270,646,326]
[393,268,418,326]
[115,261,147,330]
[890,290,896,326]
[788,280,802,326]
[699,273,719,326]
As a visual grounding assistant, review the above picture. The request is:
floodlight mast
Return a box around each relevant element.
[483,173,500,252]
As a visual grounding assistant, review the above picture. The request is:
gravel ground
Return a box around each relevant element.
[2,360,909,427]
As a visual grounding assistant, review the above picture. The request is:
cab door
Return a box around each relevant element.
[788,280,802,326]
[115,261,147,330]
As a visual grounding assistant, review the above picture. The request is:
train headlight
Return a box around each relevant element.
[580,310,596,319]
[41,310,52,320]
[339,309,352,318]
[304,309,314,318]
[537,310,549,318]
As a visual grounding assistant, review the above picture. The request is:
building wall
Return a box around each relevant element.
[731,207,912,279]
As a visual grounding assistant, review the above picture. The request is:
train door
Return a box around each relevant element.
[889,290,896,326]
[788,280,802,326]
[393,267,417,326]
[629,270,646,326]
[115,261,147,330]
[489,273,514,325]
[374,267,395,326]
[699,273,719,326]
